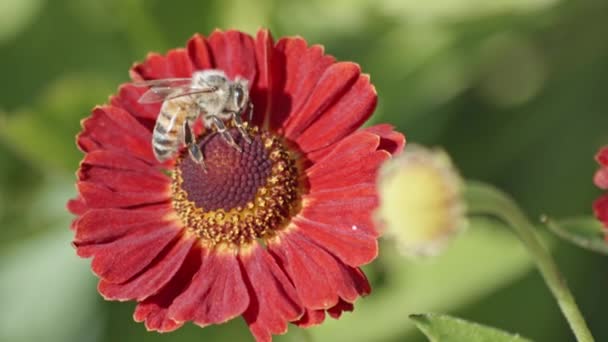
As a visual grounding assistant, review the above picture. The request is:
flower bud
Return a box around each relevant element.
[376,144,467,257]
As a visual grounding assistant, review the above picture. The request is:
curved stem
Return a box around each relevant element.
[465,181,594,342]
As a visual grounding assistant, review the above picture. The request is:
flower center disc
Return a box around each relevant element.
[171,126,301,247]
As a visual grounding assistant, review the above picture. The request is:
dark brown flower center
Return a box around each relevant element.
[171,126,301,248]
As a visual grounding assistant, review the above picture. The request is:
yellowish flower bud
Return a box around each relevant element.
[375,144,467,257]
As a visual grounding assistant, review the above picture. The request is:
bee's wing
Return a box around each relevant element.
[132,78,193,88]
[137,85,218,104]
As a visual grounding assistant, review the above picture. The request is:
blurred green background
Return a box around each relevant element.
[1,0,607,341]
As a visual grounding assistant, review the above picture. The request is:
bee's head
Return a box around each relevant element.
[233,77,250,112]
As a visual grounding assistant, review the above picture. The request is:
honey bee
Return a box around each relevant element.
[134,69,253,169]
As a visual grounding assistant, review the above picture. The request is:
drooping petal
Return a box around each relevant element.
[134,300,184,333]
[207,29,257,83]
[283,62,360,141]
[327,299,354,319]
[292,308,325,328]
[241,245,303,342]
[362,124,406,156]
[269,37,335,131]
[99,235,195,301]
[168,249,249,327]
[292,299,354,328]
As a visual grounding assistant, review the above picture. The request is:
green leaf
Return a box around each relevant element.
[543,216,608,255]
[410,313,533,342]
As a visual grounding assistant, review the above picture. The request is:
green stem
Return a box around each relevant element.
[465,181,594,342]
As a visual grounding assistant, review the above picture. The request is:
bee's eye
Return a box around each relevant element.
[235,87,244,107]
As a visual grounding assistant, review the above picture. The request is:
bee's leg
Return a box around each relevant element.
[247,102,254,122]
[231,112,252,144]
[211,116,242,152]
[184,120,207,171]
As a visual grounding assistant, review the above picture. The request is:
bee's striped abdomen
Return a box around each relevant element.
[152,106,183,162]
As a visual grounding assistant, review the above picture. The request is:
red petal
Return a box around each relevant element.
[271,231,370,306]
[68,196,88,231]
[292,308,325,328]
[111,84,162,121]
[134,301,184,333]
[67,196,87,216]
[132,49,194,80]
[301,184,379,238]
[250,29,276,128]
[362,124,406,156]
[596,147,608,167]
[283,62,360,141]
[295,75,376,154]
[306,131,389,189]
[595,168,608,190]
[327,299,354,319]
[292,214,377,267]
[166,49,196,77]
[269,37,335,131]
[292,300,354,328]
[269,232,339,310]
[99,236,195,301]
[79,162,167,193]
[80,150,157,173]
[187,34,213,70]
[79,221,181,283]
[241,245,303,342]
[74,205,173,245]
[78,106,155,163]
[134,244,203,332]
[168,249,249,327]
[594,196,608,227]
[77,181,169,209]
[207,30,257,82]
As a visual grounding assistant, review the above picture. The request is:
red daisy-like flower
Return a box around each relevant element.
[68,29,404,341]
[593,147,608,227]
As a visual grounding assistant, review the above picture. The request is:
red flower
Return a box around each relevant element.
[68,29,404,341]
[594,147,608,227]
